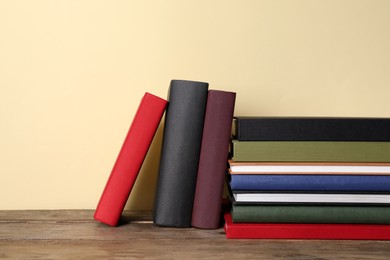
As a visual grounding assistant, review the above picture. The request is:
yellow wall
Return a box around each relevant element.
[1,0,390,210]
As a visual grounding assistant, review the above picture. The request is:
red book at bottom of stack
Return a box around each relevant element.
[224,212,390,240]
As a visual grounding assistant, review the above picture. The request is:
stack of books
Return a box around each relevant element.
[225,116,390,239]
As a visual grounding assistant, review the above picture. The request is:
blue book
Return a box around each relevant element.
[229,174,390,192]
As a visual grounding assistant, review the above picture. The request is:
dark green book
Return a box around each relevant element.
[232,204,390,224]
[232,140,390,162]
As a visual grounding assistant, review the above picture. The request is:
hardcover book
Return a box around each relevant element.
[233,116,390,141]
[191,90,236,229]
[228,160,390,175]
[231,192,390,205]
[153,79,209,227]
[229,174,390,191]
[94,92,167,226]
[231,140,390,162]
[224,213,390,240]
[231,204,390,224]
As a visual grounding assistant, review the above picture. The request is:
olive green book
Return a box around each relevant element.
[231,141,390,162]
[232,204,390,224]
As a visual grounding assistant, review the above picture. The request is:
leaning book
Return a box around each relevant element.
[94,92,167,226]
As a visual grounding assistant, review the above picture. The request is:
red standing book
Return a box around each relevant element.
[94,92,167,226]
[224,212,390,240]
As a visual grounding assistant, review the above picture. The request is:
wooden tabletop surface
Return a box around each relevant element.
[1,210,390,259]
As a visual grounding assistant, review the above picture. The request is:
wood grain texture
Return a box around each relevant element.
[1,210,390,259]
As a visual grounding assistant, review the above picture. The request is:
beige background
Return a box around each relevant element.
[1,0,390,210]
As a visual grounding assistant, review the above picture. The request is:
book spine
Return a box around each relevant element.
[191,90,236,229]
[224,213,390,240]
[94,93,167,226]
[228,160,390,175]
[234,117,390,141]
[229,174,390,191]
[153,80,208,227]
[232,141,390,162]
[232,204,390,224]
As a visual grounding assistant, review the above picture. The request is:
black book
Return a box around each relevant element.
[233,116,390,141]
[153,79,208,227]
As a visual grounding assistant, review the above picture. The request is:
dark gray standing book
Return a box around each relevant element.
[233,116,390,141]
[153,79,208,227]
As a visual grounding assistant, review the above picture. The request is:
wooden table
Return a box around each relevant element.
[1,210,390,259]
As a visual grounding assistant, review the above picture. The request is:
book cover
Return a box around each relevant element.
[94,92,167,226]
[191,90,236,229]
[232,140,390,162]
[229,174,390,191]
[233,116,390,141]
[153,79,208,227]
[228,160,390,175]
[232,192,390,205]
[224,212,390,240]
[231,204,390,224]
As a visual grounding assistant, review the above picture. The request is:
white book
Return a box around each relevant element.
[233,193,390,204]
[228,160,390,175]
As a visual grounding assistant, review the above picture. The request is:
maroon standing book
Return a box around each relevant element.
[191,90,236,229]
